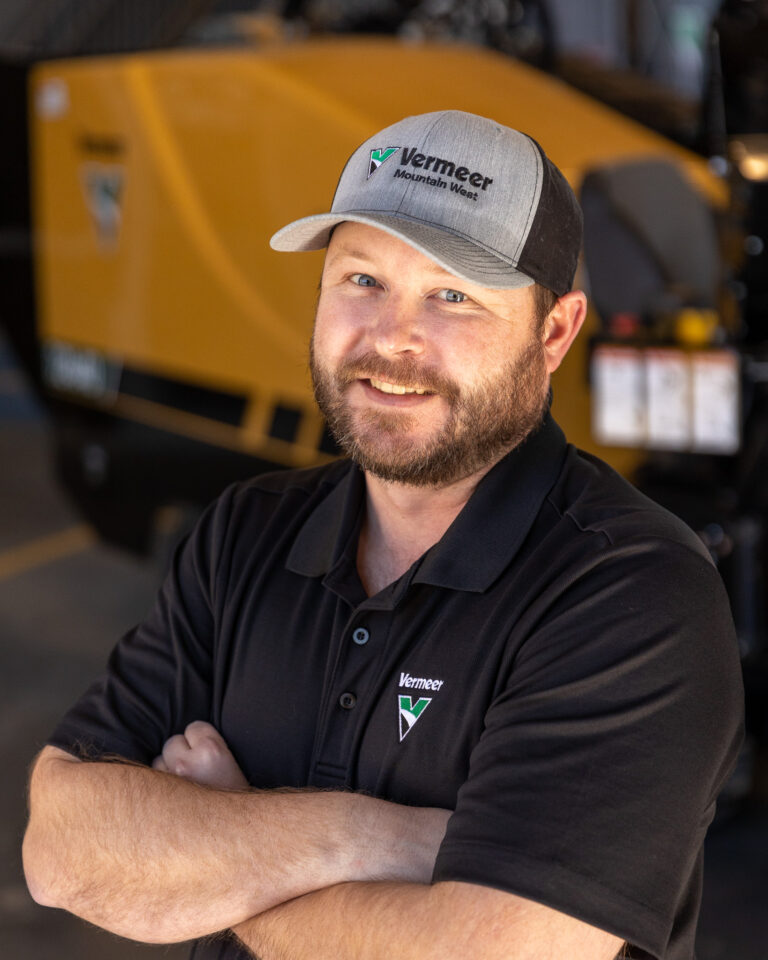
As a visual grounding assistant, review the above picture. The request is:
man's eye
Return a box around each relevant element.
[350,273,378,287]
[438,289,467,303]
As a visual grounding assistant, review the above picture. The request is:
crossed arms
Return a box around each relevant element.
[23,722,624,960]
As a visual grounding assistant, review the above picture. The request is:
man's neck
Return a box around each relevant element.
[356,464,495,596]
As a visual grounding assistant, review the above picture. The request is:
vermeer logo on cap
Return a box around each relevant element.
[368,147,399,179]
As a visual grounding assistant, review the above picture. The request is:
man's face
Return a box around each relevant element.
[311,222,551,487]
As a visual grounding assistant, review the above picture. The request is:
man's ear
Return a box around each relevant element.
[541,290,587,374]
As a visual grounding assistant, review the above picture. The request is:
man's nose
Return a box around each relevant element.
[372,297,425,358]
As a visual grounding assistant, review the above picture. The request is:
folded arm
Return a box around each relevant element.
[233,877,625,960]
[147,722,623,960]
[177,724,623,960]
[22,725,450,944]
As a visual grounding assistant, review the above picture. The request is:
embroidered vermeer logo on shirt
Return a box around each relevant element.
[368,147,399,178]
[397,672,444,741]
[398,695,432,742]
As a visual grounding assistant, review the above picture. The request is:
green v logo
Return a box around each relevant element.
[368,146,399,179]
[398,695,432,742]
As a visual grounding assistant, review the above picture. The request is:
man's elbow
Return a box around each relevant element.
[22,746,81,909]
[23,820,170,942]
[22,818,60,907]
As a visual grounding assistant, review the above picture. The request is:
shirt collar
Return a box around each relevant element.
[286,414,567,595]
[413,414,567,591]
[286,460,365,580]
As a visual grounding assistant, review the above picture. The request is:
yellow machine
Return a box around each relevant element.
[28,33,727,548]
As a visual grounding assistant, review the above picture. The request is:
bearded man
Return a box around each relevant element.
[23,111,742,960]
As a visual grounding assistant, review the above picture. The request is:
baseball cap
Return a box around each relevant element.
[270,110,583,297]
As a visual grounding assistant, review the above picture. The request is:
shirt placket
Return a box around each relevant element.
[310,599,395,788]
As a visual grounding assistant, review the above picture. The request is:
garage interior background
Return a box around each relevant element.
[1,2,766,958]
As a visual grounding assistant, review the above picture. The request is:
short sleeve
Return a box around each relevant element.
[433,538,744,959]
[48,487,236,764]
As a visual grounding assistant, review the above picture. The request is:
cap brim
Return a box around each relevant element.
[270,212,535,291]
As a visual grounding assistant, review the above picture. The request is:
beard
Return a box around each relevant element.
[310,334,550,488]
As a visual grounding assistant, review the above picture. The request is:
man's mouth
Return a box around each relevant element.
[368,377,432,396]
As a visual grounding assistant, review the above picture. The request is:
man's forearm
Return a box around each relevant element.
[23,747,448,944]
[234,881,434,960]
[232,879,625,960]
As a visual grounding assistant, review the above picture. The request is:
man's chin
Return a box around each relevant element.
[340,433,494,488]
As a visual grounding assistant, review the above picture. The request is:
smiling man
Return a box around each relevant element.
[24,111,742,960]
[311,224,552,489]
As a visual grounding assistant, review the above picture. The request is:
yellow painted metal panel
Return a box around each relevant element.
[30,36,725,469]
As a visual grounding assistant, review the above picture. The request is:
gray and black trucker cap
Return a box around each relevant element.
[270,110,583,297]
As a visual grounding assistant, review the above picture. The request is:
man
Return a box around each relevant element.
[23,111,742,960]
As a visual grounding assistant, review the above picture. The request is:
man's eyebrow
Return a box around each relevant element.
[327,245,462,280]
[326,247,377,266]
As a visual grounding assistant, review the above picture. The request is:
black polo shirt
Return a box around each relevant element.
[50,415,743,960]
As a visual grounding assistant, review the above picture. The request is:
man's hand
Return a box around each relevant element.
[152,721,249,790]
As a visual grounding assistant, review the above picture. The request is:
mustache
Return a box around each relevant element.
[334,352,460,399]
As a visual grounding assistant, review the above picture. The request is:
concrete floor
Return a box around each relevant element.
[1,334,767,959]
[0,338,188,958]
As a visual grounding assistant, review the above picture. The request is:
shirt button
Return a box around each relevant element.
[352,627,370,645]
[339,692,357,710]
